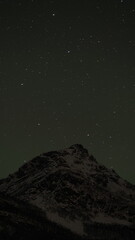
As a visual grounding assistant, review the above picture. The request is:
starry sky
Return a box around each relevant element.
[0,0,135,183]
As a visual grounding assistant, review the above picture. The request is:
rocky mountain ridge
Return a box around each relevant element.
[0,144,135,238]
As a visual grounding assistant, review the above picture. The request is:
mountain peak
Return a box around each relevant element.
[67,143,89,157]
[69,143,85,150]
[0,144,135,237]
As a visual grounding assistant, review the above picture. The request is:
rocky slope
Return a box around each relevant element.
[0,144,135,238]
[0,193,84,240]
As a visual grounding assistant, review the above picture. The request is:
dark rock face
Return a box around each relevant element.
[0,193,134,240]
[0,144,135,238]
[0,193,85,240]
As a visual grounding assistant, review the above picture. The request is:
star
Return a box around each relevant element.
[79,59,83,63]
[109,136,112,139]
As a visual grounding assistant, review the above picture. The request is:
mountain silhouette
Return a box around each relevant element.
[0,144,135,239]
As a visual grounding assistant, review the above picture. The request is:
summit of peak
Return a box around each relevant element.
[67,144,89,157]
[69,144,85,149]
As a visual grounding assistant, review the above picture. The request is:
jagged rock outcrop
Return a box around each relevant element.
[0,144,135,238]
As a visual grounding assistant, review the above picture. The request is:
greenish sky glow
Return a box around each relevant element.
[0,0,135,183]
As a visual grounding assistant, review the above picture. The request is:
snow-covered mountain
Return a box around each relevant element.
[0,144,135,237]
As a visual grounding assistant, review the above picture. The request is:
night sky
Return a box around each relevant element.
[0,0,135,183]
